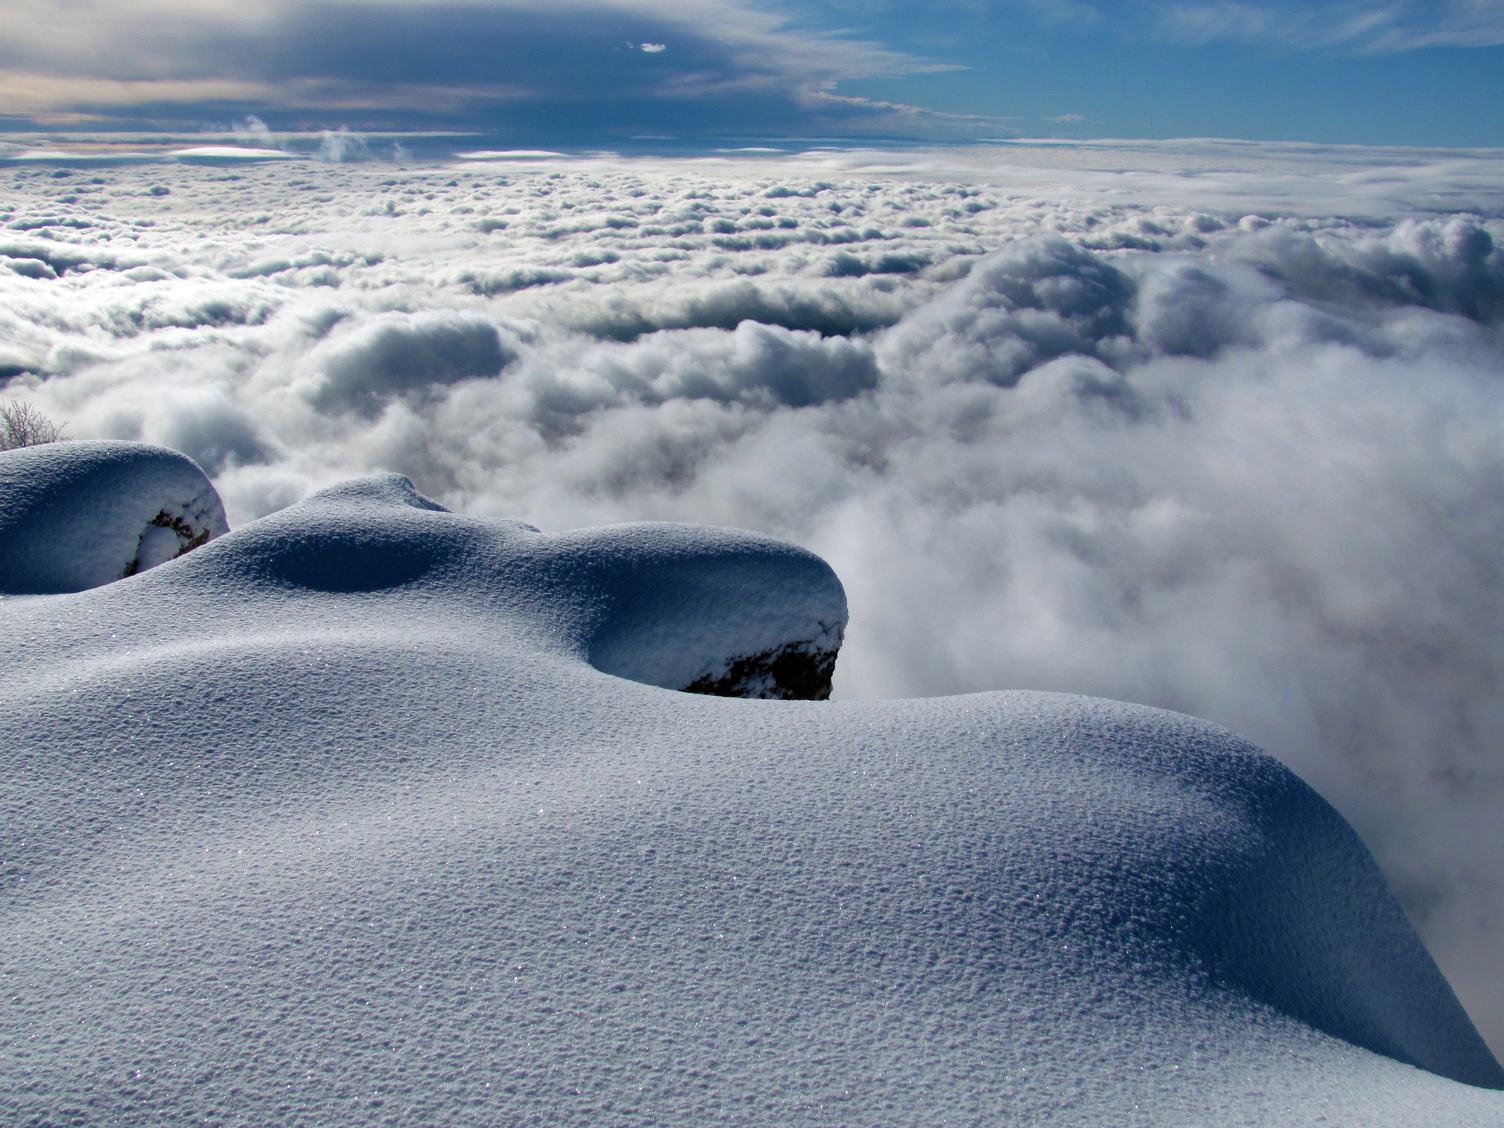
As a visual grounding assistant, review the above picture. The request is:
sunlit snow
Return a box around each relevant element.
[1,442,1500,1122]
[2,139,1503,1116]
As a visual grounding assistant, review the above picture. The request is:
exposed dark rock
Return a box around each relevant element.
[681,637,839,701]
[122,510,219,578]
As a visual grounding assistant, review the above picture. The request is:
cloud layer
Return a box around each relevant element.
[0,0,946,134]
[3,142,1503,1059]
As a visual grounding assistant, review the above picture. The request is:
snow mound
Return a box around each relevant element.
[0,475,1500,1125]
[568,521,846,699]
[189,474,845,698]
[0,440,227,594]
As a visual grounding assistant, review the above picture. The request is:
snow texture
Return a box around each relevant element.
[579,521,845,699]
[0,469,1500,1125]
[0,439,227,593]
[3,141,1504,1057]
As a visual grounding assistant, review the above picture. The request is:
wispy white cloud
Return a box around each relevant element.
[1156,0,1504,52]
[1026,0,1106,24]
[0,74,273,120]
[316,126,370,163]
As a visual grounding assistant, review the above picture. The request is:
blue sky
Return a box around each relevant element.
[828,1,1504,146]
[836,0,1504,148]
[1,0,1502,146]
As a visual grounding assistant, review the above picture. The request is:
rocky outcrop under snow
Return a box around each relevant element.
[0,440,227,594]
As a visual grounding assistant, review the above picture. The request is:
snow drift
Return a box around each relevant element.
[0,447,1499,1125]
[0,440,226,593]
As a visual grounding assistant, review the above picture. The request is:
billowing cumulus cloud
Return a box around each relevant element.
[3,142,1503,1061]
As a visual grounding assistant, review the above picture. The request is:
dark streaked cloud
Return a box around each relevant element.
[0,0,958,136]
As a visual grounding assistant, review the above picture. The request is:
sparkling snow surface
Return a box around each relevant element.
[1,456,1500,1125]
[0,439,227,593]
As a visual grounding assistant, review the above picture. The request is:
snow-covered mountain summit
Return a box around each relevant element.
[1,441,1499,1124]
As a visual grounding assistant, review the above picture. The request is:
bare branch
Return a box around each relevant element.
[0,399,66,451]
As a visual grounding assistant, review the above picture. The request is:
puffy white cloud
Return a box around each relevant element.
[876,236,1137,385]
[294,311,523,416]
[3,142,1504,1058]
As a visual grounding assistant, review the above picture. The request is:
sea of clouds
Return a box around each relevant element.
[2,139,1502,1056]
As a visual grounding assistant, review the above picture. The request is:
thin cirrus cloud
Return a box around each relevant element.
[0,0,951,134]
[840,0,1504,52]
[1154,0,1504,52]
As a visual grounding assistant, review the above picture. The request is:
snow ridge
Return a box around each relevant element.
[0,451,1499,1124]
